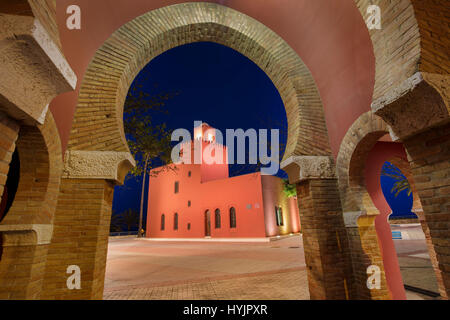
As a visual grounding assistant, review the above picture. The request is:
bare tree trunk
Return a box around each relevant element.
[138,154,149,238]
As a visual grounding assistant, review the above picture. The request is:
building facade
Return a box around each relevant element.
[146,124,300,239]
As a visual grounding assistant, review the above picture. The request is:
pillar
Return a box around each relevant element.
[41,150,134,299]
[282,156,354,299]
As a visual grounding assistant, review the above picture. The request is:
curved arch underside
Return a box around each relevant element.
[68,2,331,162]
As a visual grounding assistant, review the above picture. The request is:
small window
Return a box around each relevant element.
[161,214,165,231]
[229,207,236,229]
[246,204,252,210]
[187,223,191,230]
[275,206,284,226]
[215,209,221,229]
[188,200,191,207]
[188,171,192,177]
[174,213,179,230]
[174,181,179,194]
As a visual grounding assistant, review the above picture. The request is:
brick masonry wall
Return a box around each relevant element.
[296,179,354,300]
[336,111,392,299]
[42,178,114,299]
[0,232,48,299]
[403,122,450,298]
[0,112,62,299]
[354,0,421,101]
[1,112,62,225]
[0,112,20,209]
[346,215,391,300]
[411,0,450,75]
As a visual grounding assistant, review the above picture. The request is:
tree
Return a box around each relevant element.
[282,179,297,198]
[120,209,139,232]
[123,78,180,237]
[110,211,124,233]
[381,162,412,197]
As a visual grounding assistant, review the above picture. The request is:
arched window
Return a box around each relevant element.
[174,213,179,230]
[161,214,165,231]
[229,207,236,228]
[214,209,221,229]
[275,206,284,226]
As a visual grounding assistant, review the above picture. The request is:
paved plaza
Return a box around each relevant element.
[103,230,440,300]
[103,235,309,300]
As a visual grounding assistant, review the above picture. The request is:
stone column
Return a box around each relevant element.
[282,156,354,299]
[0,225,53,299]
[0,11,76,300]
[343,211,391,300]
[42,151,134,299]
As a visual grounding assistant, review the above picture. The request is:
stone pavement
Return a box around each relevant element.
[103,235,309,300]
[394,235,441,299]
[103,231,440,300]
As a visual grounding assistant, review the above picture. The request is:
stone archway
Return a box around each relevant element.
[0,111,63,299]
[44,2,337,300]
[354,0,450,299]
[337,111,392,300]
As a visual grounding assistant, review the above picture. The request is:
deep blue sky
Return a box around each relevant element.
[112,42,414,227]
[381,162,416,218]
[113,42,287,218]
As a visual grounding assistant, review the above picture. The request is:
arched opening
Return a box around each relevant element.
[61,2,332,300]
[173,213,178,231]
[379,160,441,299]
[204,210,211,237]
[160,214,165,231]
[229,207,236,229]
[0,148,20,222]
[214,209,221,229]
[338,111,444,300]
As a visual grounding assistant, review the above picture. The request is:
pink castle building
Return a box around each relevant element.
[146,123,301,239]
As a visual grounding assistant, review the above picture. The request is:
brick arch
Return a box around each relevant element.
[1,111,63,226]
[67,2,331,164]
[337,111,391,300]
[337,111,390,214]
[354,0,449,102]
[0,110,63,299]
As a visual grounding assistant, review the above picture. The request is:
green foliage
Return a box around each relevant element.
[120,209,140,231]
[110,209,140,232]
[381,162,412,197]
[110,211,123,232]
[123,79,180,178]
[282,179,297,198]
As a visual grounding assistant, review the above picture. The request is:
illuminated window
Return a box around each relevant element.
[229,207,236,229]
[215,209,221,228]
[275,206,284,226]
[174,213,179,230]
[161,214,165,231]
[174,181,179,194]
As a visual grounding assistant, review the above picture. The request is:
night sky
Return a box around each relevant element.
[112,41,413,227]
[112,42,287,220]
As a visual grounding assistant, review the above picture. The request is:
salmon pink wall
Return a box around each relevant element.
[261,175,301,237]
[365,141,409,300]
[147,165,267,238]
[52,0,374,157]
